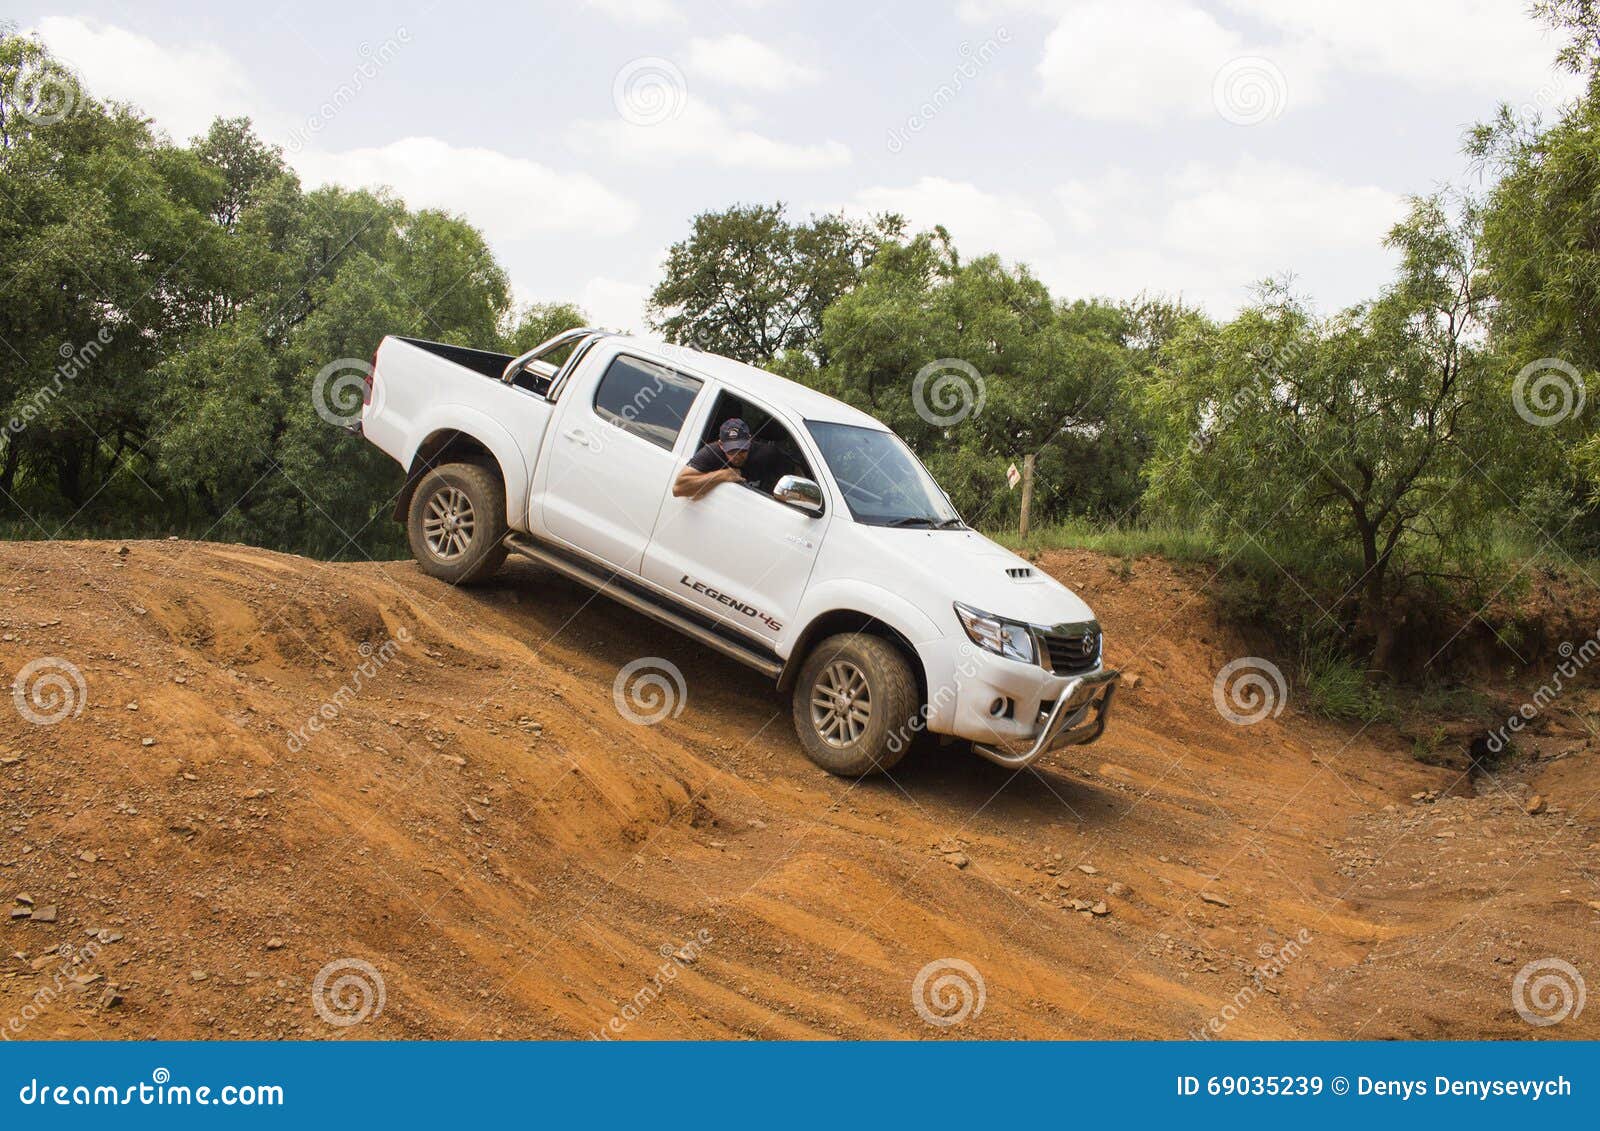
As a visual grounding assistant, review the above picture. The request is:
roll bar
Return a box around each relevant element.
[500,327,613,385]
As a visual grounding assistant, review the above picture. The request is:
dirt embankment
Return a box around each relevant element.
[0,539,1596,1040]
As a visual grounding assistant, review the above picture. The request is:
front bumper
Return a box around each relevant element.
[970,668,1120,769]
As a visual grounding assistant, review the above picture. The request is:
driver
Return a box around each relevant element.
[673,418,784,499]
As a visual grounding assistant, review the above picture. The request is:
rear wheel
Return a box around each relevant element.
[791,633,919,776]
[406,462,508,585]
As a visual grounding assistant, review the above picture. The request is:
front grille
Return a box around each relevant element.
[1036,627,1100,675]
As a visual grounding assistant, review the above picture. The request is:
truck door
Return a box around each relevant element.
[642,394,828,646]
[540,351,704,573]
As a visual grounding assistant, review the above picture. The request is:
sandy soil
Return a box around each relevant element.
[0,538,1595,1040]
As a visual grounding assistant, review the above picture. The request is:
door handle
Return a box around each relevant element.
[562,426,603,453]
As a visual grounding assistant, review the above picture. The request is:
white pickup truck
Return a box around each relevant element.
[359,328,1118,776]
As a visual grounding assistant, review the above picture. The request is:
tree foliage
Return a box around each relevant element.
[811,233,1148,526]
[0,33,532,557]
[10,11,1600,676]
[1143,198,1526,670]
[647,202,902,365]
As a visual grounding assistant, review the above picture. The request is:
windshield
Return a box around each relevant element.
[805,421,962,528]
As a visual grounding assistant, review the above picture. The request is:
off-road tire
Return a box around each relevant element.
[792,633,920,776]
[406,462,508,585]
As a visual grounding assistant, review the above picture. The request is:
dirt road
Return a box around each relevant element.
[1,539,1595,1039]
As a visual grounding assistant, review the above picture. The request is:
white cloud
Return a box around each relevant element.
[1222,0,1572,94]
[580,277,653,334]
[581,0,684,25]
[291,137,639,238]
[1046,157,1405,311]
[508,277,651,335]
[32,16,270,141]
[686,34,820,91]
[842,177,1056,264]
[1162,157,1400,261]
[1023,0,1576,125]
[1034,0,1291,124]
[581,99,849,170]
[840,164,1403,314]
[1056,168,1143,237]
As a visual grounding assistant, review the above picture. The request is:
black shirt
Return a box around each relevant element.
[685,440,784,490]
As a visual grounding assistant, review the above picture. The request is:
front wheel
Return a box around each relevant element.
[406,462,508,585]
[791,633,920,776]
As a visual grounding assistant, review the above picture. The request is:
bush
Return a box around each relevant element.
[1298,643,1391,722]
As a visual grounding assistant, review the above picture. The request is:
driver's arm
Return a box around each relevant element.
[673,465,741,499]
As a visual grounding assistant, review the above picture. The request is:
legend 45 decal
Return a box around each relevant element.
[679,575,783,633]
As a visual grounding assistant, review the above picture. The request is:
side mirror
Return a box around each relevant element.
[773,475,824,515]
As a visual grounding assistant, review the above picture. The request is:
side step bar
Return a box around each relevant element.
[502,534,784,680]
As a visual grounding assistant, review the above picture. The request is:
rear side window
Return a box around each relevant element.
[593,356,702,451]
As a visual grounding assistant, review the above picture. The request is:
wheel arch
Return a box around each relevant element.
[393,422,520,527]
[779,609,929,710]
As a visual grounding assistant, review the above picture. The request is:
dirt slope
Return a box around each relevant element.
[0,539,1596,1040]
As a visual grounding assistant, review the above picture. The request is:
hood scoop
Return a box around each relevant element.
[1004,566,1042,582]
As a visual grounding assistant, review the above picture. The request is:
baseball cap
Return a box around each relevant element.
[719,418,753,452]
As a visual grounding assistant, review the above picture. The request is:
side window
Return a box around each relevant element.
[593,356,702,451]
[700,392,817,498]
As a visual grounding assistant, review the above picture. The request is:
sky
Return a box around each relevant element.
[15,0,1585,332]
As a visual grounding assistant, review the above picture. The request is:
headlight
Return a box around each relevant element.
[953,602,1036,663]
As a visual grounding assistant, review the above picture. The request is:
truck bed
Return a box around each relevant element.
[395,337,558,395]
[363,335,563,532]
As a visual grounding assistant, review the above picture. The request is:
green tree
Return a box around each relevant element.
[1532,0,1600,76]
[1469,6,1600,537]
[647,202,902,364]
[1,33,218,511]
[503,300,589,354]
[815,232,1144,528]
[1143,198,1520,671]
[1,30,533,557]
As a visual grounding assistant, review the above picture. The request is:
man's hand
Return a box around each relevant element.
[672,464,743,499]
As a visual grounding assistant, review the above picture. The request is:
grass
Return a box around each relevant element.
[988,518,1225,563]
[1297,643,1394,723]
[1409,725,1449,765]
[1409,679,1490,719]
